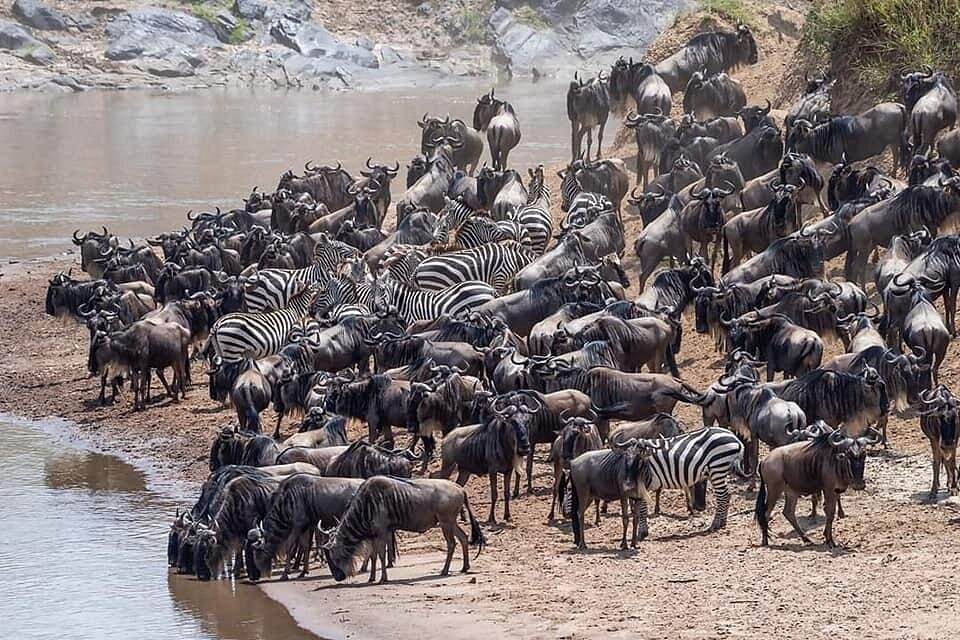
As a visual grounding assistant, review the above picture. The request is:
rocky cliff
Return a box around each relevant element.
[0,0,690,92]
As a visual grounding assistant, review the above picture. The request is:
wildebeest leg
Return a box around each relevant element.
[619,496,629,549]
[929,441,942,501]
[597,116,607,160]
[823,492,840,547]
[635,153,644,187]
[708,473,730,531]
[272,412,283,440]
[585,128,594,161]
[503,471,512,521]
[809,491,820,518]
[549,466,561,521]
[653,489,661,516]
[439,522,456,576]
[946,447,958,496]
[747,438,760,490]
[453,521,470,573]
[512,465,520,498]
[571,122,581,162]
[368,539,379,583]
[487,472,498,524]
[783,492,811,544]
[298,532,312,577]
[594,499,600,526]
[836,495,844,518]
[525,449,534,494]
[945,286,958,337]
[378,536,389,584]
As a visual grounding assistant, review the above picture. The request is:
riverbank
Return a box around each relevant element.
[5,241,960,639]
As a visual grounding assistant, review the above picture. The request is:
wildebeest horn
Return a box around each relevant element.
[72,229,84,245]
[859,427,882,446]
[762,99,772,115]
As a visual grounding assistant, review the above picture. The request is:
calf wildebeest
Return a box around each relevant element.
[321,476,485,584]
[473,89,521,171]
[784,73,834,131]
[756,427,882,547]
[917,385,959,500]
[683,71,746,120]
[844,177,960,286]
[901,68,958,158]
[623,110,676,189]
[548,414,603,521]
[654,24,758,93]
[567,72,610,161]
[244,475,365,581]
[209,427,280,471]
[433,397,538,523]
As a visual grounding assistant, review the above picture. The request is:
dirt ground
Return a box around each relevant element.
[3,5,960,640]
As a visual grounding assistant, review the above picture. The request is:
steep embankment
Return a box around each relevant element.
[0,0,691,92]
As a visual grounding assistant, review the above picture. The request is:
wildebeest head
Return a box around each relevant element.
[559,411,600,468]
[899,66,940,110]
[690,184,734,230]
[919,385,959,450]
[244,524,271,582]
[705,153,745,191]
[193,525,219,581]
[167,508,190,567]
[473,88,504,131]
[825,427,882,490]
[739,99,773,132]
[735,24,758,65]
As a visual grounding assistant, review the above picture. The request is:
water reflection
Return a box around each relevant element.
[0,418,319,640]
[0,81,582,260]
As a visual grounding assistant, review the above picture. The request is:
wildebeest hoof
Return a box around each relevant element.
[620,541,628,550]
[440,569,450,577]
[280,573,289,581]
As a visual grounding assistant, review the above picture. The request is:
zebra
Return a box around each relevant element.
[309,275,370,321]
[558,165,614,223]
[243,239,356,312]
[379,244,431,282]
[208,284,318,364]
[434,198,527,250]
[373,275,497,323]
[513,165,553,254]
[636,426,745,533]
[411,240,535,294]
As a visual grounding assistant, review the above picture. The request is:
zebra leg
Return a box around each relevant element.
[619,497,629,549]
[635,495,649,544]
[708,474,731,531]
[783,492,812,544]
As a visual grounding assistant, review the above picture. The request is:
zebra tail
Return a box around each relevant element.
[464,495,486,557]
[568,475,582,545]
[754,463,769,538]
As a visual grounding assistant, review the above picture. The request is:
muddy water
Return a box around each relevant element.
[0,80,589,260]
[0,417,320,640]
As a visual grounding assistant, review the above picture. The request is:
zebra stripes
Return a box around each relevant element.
[372,276,497,323]
[243,241,355,312]
[210,285,317,363]
[559,169,614,222]
[513,172,552,254]
[412,241,535,294]
[638,426,744,531]
[435,199,527,250]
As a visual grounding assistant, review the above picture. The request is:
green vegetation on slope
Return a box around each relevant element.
[803,0,960,84]
[699,0,755,28]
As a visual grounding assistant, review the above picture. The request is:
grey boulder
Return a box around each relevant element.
[233,0,312,22]
[487,8,574,74]
[104,9,219,64]
[271,19,378,69]
[13,0,69,31]
[0,19,55,65]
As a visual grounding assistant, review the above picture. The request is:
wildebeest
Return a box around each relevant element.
[722,228,826,285]
[785,73,834,131]
[567,72,610,161]
[418,114,484,175]
[324,373,410,446]
[277,162,354,212]
[473,89,521,171]
[917,385,959,500]
[244,475,365,581]
[324,439,418,479]
[786,103,909,173]
[433,397,538,523]
[756,427,882,547]
[708,124,783,181]
[722,182,804,272]
[683,71,746,120]
[901,68,958,158]
[321,476,485,583]
[209,427,280,471]
[623,110,676,189]
[548,414,603,521]
[608,57,672,117]
[102,320,190,410]
[654,24,758,92]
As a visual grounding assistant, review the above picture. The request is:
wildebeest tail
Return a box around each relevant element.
[754,462,769,537]
[558,472,570,518]
[660,386,709,406]
[243,404,261,433]
[569,475,582,545]
[721,231,731,274]
[463,495,485,556]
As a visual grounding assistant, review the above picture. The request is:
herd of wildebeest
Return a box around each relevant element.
[43,23,960,584]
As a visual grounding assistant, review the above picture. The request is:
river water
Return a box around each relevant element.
[0,80,584,261]
[0,416,320,640]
